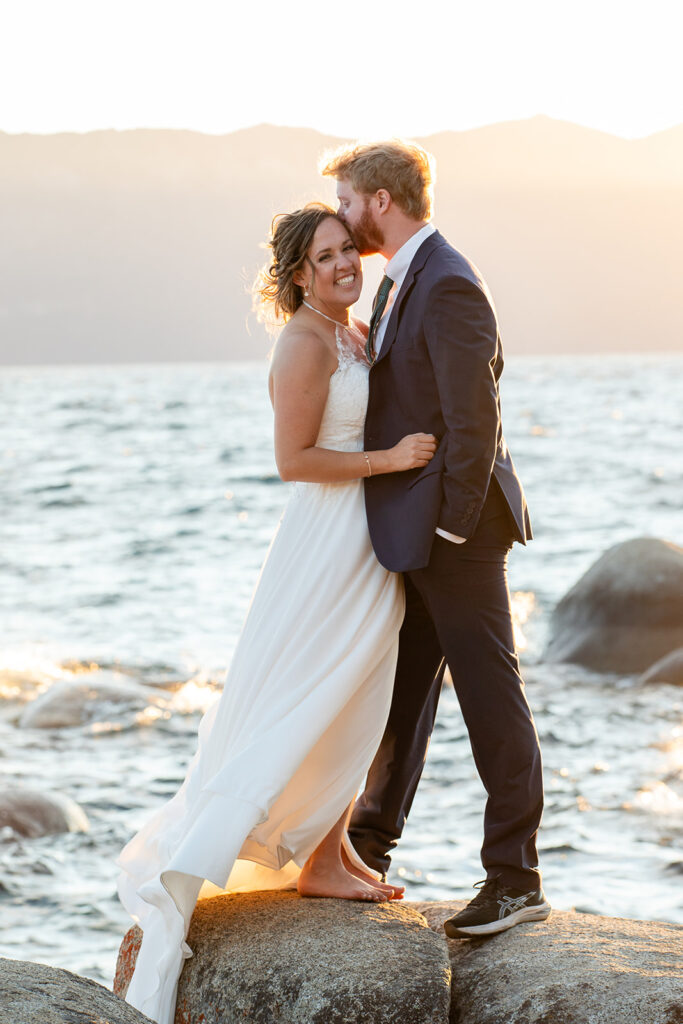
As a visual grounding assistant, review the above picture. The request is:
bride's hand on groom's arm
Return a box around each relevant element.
[386,433,438,472]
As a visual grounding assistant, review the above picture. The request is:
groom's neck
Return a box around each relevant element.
[380,219,430,260]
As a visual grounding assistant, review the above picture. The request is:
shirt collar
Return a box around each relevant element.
[385,223,436,289]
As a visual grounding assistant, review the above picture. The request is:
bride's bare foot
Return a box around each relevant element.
[297,858,388,902]
[341,846,405,901]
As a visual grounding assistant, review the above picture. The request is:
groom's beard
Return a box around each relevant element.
[349,203,384,256]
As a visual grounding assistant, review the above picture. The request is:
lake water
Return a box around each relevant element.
[1,355,681,986]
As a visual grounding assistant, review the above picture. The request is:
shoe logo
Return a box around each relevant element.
[497,892,534,919]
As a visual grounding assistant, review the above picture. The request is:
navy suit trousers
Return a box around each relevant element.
[349,481,544,890]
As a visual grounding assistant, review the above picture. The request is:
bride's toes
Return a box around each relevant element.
[357,880,388,902]
[339,849,405,901]
[298,863,390,902]
[368,879,404,900]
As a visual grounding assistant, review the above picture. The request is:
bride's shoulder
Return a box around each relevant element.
[271,318,336,377]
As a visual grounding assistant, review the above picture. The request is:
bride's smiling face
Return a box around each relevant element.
[296,217,362,311]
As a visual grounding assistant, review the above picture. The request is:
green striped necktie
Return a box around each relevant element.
[365,274,394,363]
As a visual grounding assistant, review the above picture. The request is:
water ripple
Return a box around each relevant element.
[0,355,681,981]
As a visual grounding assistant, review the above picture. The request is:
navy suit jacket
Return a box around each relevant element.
[364,229,532,572]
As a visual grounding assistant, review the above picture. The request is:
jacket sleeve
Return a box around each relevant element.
[423,274,500,538]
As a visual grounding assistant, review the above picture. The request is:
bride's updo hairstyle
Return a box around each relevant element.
[254,202,340,330]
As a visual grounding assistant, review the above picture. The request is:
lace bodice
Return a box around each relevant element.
[315,327,369,453]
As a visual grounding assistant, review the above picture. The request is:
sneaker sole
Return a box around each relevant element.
[444,902,552,938]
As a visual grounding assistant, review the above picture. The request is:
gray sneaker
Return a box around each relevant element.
[444,877,551,938]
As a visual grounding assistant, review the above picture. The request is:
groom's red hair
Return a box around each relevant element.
[321,140,434,221]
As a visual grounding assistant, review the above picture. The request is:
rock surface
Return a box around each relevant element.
[545,537,683,672]
[412,901,683,1024]
[640,647,683,686]
[18,671,166,729]
[114,890,683,1024]
[0,787,89,838]
[115,889,451,1024]
[0,956,152,1024]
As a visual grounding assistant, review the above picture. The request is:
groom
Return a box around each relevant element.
[322,141,549,937]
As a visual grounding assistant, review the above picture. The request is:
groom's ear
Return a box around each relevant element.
[375,189,392,214]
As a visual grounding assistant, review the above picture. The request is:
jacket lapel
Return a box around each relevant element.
[374,230,445,364]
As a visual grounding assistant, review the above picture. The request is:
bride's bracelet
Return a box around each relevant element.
[363,452,372,478]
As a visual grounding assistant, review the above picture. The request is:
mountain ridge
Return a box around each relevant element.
[1,118,681,363]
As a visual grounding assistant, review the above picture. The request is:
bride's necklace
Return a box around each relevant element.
[302,300,351,330]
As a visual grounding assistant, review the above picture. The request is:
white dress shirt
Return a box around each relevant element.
[374,223,435,357]
[374,223,466,544]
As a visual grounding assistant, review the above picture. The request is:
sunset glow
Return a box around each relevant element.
[2,0,681,139]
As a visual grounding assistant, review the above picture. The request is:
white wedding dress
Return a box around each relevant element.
[116,331,405,1024]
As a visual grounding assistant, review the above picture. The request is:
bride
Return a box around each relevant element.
[117,202,437,1024]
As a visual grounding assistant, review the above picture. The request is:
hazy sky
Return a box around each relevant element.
[2,0,681,139]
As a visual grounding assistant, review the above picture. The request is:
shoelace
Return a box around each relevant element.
[467,877,501,906]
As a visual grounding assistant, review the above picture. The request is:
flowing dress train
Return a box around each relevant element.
[116,335,405,1024]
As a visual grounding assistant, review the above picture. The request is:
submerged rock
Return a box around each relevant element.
[640,647,683,686]
[18,671,167,729]
[545,537,683,672]
[115,889,451,1024]
[0,956,152,1024]
[0,788,89,838]
[412,901,683,1024]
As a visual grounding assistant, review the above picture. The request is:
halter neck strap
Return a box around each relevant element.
[302,301,350,328]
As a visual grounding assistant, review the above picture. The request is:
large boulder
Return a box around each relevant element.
[115,890,451,1024]
[0,957,152,1024]
[0,788,89,838]
[412,901,683,1024]
[18,671,167,729]
[639,647,683,686]
[545,537,683,672]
